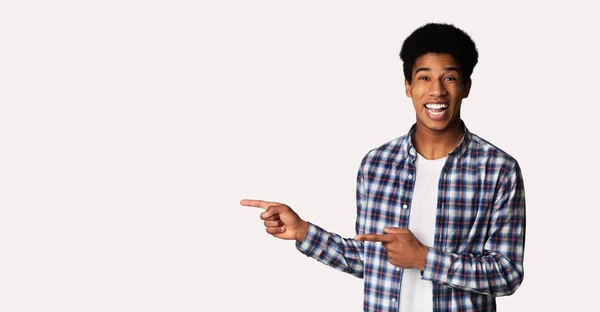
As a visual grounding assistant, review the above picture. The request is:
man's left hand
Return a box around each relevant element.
[355,228,428,271]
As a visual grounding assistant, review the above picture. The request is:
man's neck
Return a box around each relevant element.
[412,123,464,160]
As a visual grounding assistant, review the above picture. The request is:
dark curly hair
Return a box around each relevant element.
[400,23,478,86]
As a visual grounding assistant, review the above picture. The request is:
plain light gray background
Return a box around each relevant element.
[1,1,597,311]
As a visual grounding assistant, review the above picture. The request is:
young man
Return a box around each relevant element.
[241,23,525,312]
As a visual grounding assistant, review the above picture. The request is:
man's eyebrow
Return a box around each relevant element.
[414,67,430,75]
[443,66,461,73]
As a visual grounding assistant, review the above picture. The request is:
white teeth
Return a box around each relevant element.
[425,103,448,109]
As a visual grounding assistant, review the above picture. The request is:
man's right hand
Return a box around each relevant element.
[240,199,309,242]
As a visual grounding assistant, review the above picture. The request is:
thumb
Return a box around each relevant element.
[383,227,408,234]
[261,204,289,219]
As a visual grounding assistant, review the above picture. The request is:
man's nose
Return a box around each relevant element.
[428,79,448,96]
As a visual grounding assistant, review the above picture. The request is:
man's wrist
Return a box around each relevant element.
[417,245,428,271]
[295,221,309,243]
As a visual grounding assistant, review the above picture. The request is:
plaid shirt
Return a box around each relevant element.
[296,123,526,311]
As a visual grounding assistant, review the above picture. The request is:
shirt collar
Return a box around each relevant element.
[401,120,472,161]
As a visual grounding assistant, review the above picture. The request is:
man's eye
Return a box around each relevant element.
[418,76,429,81]
[444,77,457,81]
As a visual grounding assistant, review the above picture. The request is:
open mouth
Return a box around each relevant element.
[425,103,448,116]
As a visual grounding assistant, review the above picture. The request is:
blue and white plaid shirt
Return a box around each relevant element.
[296,122,526,311]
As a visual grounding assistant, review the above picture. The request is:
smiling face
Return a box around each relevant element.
[405,53,471,135]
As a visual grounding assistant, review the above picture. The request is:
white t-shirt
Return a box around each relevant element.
[399,153,446,311]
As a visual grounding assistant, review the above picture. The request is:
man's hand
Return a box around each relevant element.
[355,228,428,270]
[240,199,309,242]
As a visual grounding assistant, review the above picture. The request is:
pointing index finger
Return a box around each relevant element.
[354,233,394,243]
[240,199,277,210]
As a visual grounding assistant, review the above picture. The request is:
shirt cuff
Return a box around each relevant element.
[422,247,452,284]
[295,222,329,258]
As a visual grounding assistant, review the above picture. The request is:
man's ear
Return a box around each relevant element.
[404,79,412,98]
[463,79,472,98]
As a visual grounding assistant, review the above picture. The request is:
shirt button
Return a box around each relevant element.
[396,267,401,272]
[402,204,408,209]
[408,174,413,179]
[391,298,397,302]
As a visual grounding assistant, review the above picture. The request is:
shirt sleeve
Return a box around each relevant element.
[295,223,364,278]
[422,161,526,296]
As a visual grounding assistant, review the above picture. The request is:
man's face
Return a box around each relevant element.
[405,53,471,133]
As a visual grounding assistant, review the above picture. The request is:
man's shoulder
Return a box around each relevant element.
[361,134,409,165]
[467,132,519,167]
